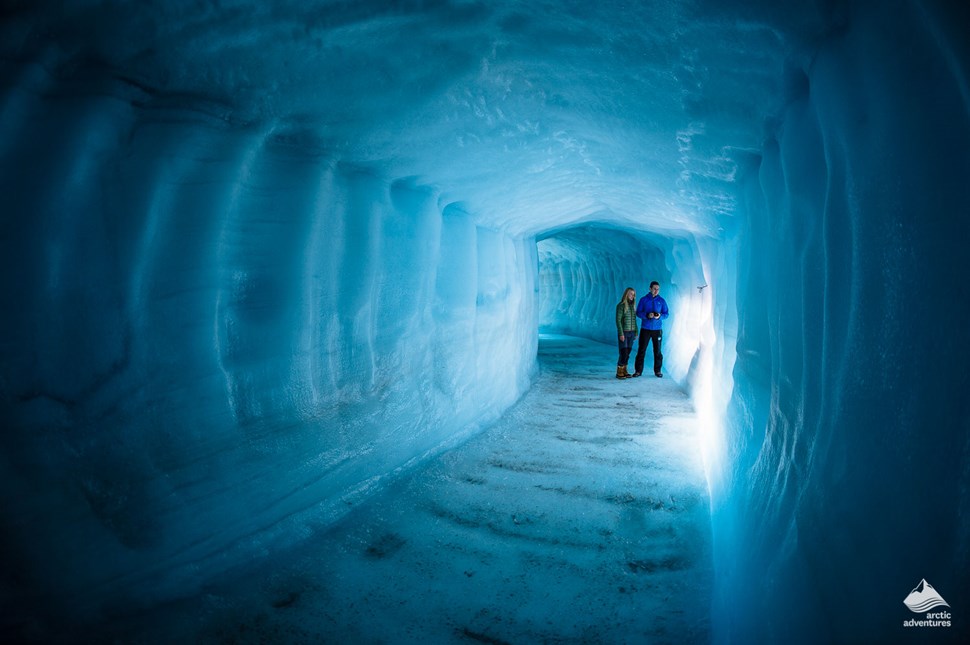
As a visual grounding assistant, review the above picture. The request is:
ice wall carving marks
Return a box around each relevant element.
[5,1,968,643]
[718,3,970,642]
[0,0,797,630]
[0,94,537,615]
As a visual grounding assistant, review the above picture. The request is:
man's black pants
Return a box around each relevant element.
[635,328,663,375]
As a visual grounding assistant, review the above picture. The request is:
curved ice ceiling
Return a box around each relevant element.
[1,0,823,236]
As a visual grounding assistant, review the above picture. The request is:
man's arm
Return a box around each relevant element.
[636,297,647,322]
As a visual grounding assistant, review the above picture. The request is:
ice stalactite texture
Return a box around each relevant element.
[1,0,969,643]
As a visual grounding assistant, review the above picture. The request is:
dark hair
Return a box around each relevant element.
[650,281,660,288]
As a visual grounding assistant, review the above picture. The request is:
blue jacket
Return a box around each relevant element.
[636,293,669,330]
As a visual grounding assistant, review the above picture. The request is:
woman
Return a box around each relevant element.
[615,287,638,379]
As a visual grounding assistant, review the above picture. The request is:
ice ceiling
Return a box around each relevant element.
[3,0,824,236]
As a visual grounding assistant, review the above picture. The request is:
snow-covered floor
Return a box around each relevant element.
[119,334,712,643]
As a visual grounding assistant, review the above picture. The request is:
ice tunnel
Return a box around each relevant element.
[1,0,969,642]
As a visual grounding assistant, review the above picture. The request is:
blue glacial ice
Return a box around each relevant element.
[1,0,969,642]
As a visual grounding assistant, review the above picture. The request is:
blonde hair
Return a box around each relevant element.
[618,287,636,306]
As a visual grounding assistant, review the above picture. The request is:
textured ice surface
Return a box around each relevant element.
[99,336,711,643]
[714,5,970,642]
[1,1,969,643]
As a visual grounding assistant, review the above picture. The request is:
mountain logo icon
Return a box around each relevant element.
[903,579,950,613]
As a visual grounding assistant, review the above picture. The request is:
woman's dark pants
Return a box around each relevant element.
[617,332,635,367]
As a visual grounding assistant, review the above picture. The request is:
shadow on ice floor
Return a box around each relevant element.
[117,334,713,644]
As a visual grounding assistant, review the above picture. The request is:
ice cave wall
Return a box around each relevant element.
[0,84,538,619]
[715,3,970,642]
[1,1,969,642]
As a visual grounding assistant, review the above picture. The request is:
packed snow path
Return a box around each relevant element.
[125,335,712,643]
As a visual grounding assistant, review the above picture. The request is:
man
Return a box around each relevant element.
[634,281,669,378]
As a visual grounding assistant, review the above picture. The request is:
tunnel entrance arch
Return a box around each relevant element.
[535,223,670,346]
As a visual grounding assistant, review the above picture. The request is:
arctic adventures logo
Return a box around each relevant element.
[902,579,951,628]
